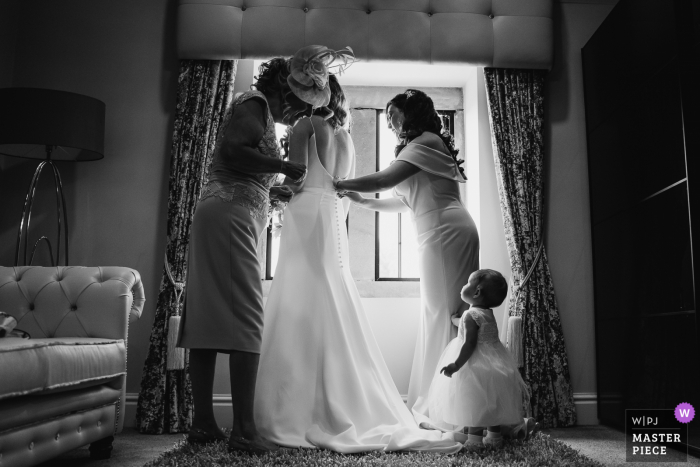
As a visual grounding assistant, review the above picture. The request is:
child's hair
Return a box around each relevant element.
[474,269,508,307]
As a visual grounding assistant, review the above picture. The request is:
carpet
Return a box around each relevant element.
[143,432,604,466]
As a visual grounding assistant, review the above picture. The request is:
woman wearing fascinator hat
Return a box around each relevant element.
[176,57,308,453]
[253,46,464,454]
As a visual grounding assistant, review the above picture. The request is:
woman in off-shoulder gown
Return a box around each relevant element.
[335,89,480,429]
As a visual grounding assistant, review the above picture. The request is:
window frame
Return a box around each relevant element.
[374,109,456,281]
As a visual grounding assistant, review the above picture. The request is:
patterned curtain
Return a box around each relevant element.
[483,68,577,428]
[136,60,237,434]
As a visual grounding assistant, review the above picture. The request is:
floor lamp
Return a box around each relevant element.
[0,88,105,266]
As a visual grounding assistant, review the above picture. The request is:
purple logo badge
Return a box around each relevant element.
[674,403,695,423]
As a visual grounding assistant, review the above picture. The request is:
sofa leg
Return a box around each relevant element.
[89,435,115,460]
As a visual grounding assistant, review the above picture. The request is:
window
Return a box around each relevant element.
[375,110,455,281]
[263,109,456,281]
[264,123,288,280]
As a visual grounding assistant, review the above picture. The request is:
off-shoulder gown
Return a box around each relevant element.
[389,137,480,426]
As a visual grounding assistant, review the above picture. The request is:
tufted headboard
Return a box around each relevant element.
[177,0,554,69]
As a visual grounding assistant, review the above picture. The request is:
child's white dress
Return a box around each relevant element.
[428,307,527,428]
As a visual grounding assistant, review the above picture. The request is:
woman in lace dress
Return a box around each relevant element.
[177,58,307,453]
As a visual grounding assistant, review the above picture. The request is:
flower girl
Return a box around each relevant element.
[428,269,528,449]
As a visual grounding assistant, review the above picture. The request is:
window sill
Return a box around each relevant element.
[262,279,420,298]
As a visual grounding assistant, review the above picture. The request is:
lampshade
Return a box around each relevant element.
[0,87,105,161]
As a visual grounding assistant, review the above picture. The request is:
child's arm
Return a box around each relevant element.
[441,313,479,378]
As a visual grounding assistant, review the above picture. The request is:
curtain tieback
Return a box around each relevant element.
[165,255,186,370]
[506,240,544,368]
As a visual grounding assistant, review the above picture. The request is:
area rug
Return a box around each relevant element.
[143,432,603,467]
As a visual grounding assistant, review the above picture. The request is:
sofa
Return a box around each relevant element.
[0,266,144,467]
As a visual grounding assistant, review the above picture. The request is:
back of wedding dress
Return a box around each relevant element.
[254,117,462,453]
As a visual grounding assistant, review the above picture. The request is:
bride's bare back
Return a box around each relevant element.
[310,116,355,180]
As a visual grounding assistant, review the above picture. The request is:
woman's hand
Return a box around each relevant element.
[338,191,365,204]
[440,363,459,378]
[270,185,294,203]
[281,160,307,183]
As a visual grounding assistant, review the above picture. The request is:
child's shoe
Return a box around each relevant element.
[462,434,484,452]
[483,431,503,448]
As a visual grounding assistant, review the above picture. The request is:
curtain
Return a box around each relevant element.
[136,60,237,434]
[483,68,577,428]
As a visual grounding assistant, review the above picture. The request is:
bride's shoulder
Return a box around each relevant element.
[291,116,314,135]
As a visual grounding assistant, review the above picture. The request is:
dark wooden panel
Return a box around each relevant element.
[592,209,637,321]
[587,60,687,225]
[634,183,694,315]
[585,0,699,451]
[627,313,699,411]
[582,0,679,133]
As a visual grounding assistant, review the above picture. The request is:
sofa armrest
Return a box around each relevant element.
[0,266,144,340]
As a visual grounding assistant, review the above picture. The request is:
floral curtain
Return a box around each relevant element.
[136,60,237,434]
[484,68,577,428]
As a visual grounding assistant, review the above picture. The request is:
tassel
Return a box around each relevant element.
[164,256,186,371]
[167,315,185,370]
[506,316,523,367]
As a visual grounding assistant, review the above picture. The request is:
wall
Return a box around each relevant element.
[0,0,21,217]
[545,0,618,423]
[0,0,179,404]
[0,0,20,88]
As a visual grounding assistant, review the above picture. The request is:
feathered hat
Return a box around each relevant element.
[287,45,356,108]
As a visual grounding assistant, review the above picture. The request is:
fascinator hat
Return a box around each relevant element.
[288,45,356,108]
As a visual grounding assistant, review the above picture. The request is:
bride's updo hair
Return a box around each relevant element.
[313,74,352,133]
[386,89,460,163]
[253,58,313,126]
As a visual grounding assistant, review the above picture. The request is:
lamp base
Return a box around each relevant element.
[15,148,69,266]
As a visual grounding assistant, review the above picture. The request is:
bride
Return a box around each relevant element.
[253,46,462,454]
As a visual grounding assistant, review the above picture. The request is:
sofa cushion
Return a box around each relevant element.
[0,337,125,400]
[0,384,121,433]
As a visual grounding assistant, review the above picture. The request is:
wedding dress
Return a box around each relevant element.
[254,117,462,453]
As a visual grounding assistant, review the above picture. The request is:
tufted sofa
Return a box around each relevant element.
[0,266,144,467]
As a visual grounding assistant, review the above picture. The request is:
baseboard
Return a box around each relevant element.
[124,392,599,428]
[573,392,599,425]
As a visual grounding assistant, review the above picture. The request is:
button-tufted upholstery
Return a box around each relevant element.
[0,266,144,341]
[177,0,553,69]
[0,266,144,467]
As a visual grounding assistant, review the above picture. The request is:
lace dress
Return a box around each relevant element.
[427,307,527,428]
[177,91,281,353]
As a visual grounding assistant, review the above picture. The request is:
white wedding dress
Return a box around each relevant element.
[254,117,462,453]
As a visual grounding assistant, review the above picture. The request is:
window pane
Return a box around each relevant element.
[269,214,282,277]
[378,212,399,278]
[377,111,399,278]
[378,112,397,200]
[400,213,420,278]
[266,123,289,278]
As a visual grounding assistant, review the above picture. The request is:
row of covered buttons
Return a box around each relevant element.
[335,198,343,269]
[238,6,495,18]
[23,421,103,451]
